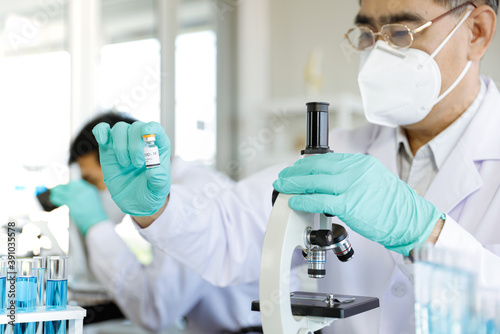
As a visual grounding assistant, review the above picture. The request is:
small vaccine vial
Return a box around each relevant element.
[143,134,160,168]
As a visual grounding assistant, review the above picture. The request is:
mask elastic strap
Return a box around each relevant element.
[429,9,473,60]
[433,60,472,105]
[426,9,474,106]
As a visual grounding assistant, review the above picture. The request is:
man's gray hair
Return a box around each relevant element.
[433,0,498,14]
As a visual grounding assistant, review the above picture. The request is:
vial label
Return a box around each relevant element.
[144,146,160,168]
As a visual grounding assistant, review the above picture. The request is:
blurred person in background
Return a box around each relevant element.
[50,112,264,333]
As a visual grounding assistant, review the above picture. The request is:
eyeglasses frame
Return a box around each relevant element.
[345,1,478,50]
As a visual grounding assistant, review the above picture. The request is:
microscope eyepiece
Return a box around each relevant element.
[301,102,333,155]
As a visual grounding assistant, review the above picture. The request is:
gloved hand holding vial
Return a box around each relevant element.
[92,121,171,216]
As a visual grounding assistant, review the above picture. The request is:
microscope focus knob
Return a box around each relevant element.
[309,230,333,247]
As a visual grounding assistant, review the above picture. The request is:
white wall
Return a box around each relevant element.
[270,0,360,98]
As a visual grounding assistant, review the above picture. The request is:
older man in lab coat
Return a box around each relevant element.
[92,0,500,332]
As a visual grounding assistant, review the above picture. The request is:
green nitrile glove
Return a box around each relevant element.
[92,121,171,216]
[273,153,444,255]
[50,180,108,236]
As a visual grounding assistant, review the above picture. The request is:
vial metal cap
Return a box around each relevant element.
[143,134,156,142]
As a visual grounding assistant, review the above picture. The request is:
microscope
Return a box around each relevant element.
[252,102,379,333]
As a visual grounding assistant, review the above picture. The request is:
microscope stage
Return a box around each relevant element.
[252,291,379,319]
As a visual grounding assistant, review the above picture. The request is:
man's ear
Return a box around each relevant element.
[467,5,497,61]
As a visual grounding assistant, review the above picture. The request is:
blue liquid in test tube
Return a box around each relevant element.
[33,257,45,307]
[15,270,37,334]
[33,257,45,334]
[0,278,4,306]
[45,280,67,334]
[0,276,5,334]
[1,260,6,334]
[44,257,68,334]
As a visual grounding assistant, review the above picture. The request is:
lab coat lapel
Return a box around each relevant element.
[424,77,500,219]
[423,140,482,214]
[445,78,500,231]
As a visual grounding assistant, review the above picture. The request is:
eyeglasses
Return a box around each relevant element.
[344,1,477,51]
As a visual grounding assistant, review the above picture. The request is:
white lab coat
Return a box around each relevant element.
[137,77,500,333]
[85,158,264,333]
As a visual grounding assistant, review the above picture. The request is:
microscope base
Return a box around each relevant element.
[252,291,379,319]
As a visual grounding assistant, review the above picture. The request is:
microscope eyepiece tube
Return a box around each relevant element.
[301,102,333,155]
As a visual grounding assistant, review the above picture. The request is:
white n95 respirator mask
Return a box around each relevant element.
[358,10,473,128]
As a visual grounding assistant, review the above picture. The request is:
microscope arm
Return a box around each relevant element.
[259,193,335,334]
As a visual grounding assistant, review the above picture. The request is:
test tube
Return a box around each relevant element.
[477,288,500,334]
[414,244,476,333]
[33,257,45,334]
[15,258,37,334]
[32,257,44,307]
[1,259,7,334]
[44,256,68,334]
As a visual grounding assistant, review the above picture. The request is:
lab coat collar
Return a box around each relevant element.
[463,77,500,161]
[423,77,500,213]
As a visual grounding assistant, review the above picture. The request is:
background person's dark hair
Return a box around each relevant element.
[69,111,137,165]
[434,0,498,14]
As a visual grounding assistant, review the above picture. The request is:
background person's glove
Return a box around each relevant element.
[273,153,444,255]
[50,180,108,236]
[92,121,171,216]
